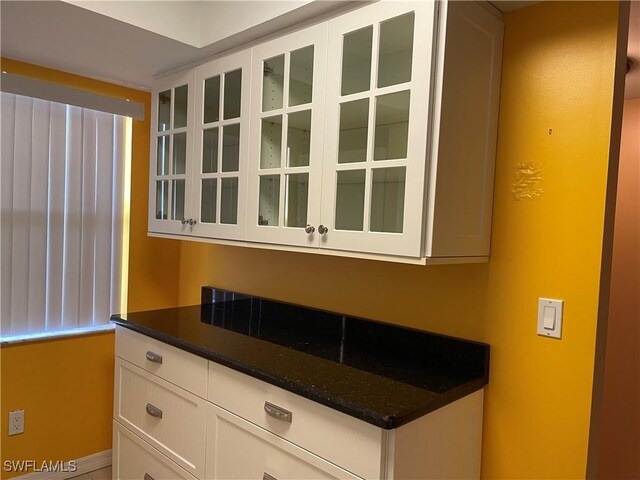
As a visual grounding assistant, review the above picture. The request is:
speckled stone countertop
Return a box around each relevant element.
[110,287,489,429]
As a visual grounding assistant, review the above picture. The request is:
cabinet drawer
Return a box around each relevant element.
[113,421,197,480]
[116,326,208,397]
[206,403,362,480]
[208,362,383,479]
[115,358,207,478]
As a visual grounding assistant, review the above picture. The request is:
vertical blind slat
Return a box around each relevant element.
[46,102,68,332]
[78,110,97,328]
[94,112,115,324]
[27,98,50,334]
[11,95,33,335]
[110,116,126,316]
[1,93,16,334]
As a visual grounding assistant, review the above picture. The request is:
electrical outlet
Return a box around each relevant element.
[8,409,24,436]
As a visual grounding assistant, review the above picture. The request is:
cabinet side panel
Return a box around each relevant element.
[429,1,503,257]
[391,390,484,480]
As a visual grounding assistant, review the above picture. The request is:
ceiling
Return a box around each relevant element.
[1,0,638,98]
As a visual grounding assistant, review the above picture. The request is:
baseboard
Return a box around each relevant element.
[12,450,111,480]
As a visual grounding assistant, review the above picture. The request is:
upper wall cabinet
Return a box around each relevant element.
[148,69,195,235]
[246,24,327,248]
[147,0,504,264]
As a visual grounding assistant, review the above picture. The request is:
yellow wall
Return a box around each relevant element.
[0,58,180,478]
[176,2,621,478]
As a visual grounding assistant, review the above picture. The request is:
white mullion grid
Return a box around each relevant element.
[11,96,33,334]
[0,93,16,335]
[216,111,224,224]
[280,52,292,228]
[28,99,51,334]
[46,101,67,332]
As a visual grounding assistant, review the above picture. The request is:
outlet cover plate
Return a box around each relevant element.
[9,409,24,436]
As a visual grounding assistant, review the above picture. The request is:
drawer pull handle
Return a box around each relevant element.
[144,474,155,480]
[146,403,163,419]
[145,351,163,364]
[263,473,277,480]
[264,401,292,423]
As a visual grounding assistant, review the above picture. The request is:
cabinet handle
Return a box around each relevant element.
[146,403,163,419]
[264,401,292,423]
[304,224,315,234]
[318,224,328,235]
[188,218,197,226]
[145,351,163,364]
[263,473,277,480]
[144,474,155,480]
[181,218,188,225]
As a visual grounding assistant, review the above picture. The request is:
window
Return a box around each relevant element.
[0,91,131,341]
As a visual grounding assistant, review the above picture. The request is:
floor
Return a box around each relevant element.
[69,465,111,480]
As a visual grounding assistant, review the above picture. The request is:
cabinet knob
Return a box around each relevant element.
[264,401,292,423]
[188,218,197,226]
[304,224,315,234]
[181,218,188,225]
[318,225,328,235]
[145,403,163,419]
[145,351,163,364]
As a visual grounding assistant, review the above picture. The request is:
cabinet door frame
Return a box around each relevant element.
[246,23,328,248]
[191,50,252,240]
[320,1,436,258]
[148,69,196,235]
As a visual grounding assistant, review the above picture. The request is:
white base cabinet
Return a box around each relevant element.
[113,326,484,480]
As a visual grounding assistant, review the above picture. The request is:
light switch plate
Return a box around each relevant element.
[537,298,563,339]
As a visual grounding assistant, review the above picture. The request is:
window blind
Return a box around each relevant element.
[0,91,129,339]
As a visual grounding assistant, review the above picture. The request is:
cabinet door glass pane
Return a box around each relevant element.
[222,124,240,172]
[201,178,217,223]
[260,116,282,169]
[155,180,168,220]
[262,55,285,112]
[289,46,314,107]
[285,173,308,228]
[203,128,218,173]
[224,69,242,120]
[204,76,221,124]
[374,90,410,161]
[220,177,239,225]
[370,167,406,233]
[258,175,280,226]
[287,110,311,167]
[157,135,170,175]
[335,170,365,231]
[174,85,188,128]
[341,26,373,96]
[171,179,185,220]
[338,99,369,164]
[378,13,415,88]
[158,90,171,131]
[173,132,187,174]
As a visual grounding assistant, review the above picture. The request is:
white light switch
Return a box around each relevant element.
[538,298,563,339]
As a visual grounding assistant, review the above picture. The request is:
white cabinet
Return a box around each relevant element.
[148,70,196,235]
[147,0,503,262]
[113,326,484,480]
[246,24,327,247]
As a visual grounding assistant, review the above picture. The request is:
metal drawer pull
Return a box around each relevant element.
[145,351,163,364]
[263,473,277,480]
[146,403,163,419]
[264,401,292,423]
[144,474,155,480]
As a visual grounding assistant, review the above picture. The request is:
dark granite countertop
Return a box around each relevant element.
[110,287,489,429]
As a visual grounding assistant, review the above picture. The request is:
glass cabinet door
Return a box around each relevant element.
[321,1,436,257]
[191,50,251,240]
[148,70,194,235]
[246,23,327,247]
